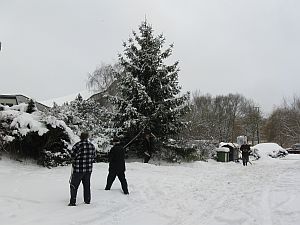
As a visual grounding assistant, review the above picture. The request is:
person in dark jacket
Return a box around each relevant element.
[68,132,96,206]
[143,131,155,163]
[240,144,251,166]
[105,137,129,195]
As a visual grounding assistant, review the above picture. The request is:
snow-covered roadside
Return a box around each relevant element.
[0,155,300,225]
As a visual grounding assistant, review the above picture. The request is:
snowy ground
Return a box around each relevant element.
[1,154,300,225]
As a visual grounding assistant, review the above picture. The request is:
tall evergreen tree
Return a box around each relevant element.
[114,20,190,141]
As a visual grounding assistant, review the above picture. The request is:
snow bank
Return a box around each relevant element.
[1,155,300,225]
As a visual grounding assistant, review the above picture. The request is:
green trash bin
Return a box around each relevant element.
[216,147,230,162]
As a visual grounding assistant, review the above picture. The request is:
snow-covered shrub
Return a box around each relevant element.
[0,104,78,167]
[36,125,73,167]
[47,97,115,161]
[158,139,217,162]
[91,134,111,162]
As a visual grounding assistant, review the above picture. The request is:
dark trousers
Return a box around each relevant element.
[70,172,92,204]
[242,157,248,166]
[105,170,128,194]
[144,152,151,163]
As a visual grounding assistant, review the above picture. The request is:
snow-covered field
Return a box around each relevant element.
[1,153,300,225]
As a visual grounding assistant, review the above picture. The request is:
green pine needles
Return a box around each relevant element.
[114,20,190,141]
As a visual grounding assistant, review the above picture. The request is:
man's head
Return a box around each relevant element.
[80,131,89,141]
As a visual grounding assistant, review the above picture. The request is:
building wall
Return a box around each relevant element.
[0,95,49,112]
[0,96,18,106]
[16,95,49,112]
[16,95,29,104]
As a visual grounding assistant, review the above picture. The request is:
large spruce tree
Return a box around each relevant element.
[114,20,190,141]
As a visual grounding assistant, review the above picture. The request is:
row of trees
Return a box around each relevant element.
[182,92,262,145]
[264,97,300,147]
[182,93,300,148]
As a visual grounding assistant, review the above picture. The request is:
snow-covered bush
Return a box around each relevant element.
[46,96,115,161]
[158,139,217,162]
[0,104,79,167]
[47,95,124,162]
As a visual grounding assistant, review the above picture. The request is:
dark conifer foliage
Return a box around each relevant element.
[113,20,190,141]
[26,99,37,114]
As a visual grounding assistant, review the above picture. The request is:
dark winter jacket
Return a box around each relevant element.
[71,140,96,173]
[108,143,126,173]
[240,144,251,159]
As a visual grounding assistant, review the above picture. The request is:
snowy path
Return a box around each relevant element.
[1,155,300,225]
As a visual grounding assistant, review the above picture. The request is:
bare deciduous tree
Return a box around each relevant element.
[87,62,121,92]
[239,101,263,145]
[182,92,255,143]
[264,96,300,147]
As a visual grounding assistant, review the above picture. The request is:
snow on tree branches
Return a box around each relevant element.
[113,20,190,141]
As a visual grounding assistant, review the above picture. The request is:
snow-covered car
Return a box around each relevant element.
[253,143,288,159]
[286,143,300,154]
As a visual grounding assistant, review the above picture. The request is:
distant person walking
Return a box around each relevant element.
[105,137,129,195]
[240,144,251,166]
[69,132,96,206]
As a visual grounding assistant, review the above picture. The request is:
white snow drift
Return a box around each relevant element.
[1,152,300,225]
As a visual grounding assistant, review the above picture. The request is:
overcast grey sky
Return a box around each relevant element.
[1,0,300,114]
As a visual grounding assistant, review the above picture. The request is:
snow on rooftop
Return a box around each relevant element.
[219,142,238,148]
[41,90,94,107]
[216,147,230,152]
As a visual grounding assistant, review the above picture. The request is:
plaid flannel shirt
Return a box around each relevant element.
[71,140,96,173]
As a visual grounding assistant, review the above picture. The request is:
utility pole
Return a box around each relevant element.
[254,106,260,144]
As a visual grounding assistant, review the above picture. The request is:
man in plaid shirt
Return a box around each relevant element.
[68,132,96,206]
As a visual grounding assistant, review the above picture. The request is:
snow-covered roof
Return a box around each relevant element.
[216,147,230,152]
[219,142,238,148]
[0,94,49,112]
[41,90,94,107]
